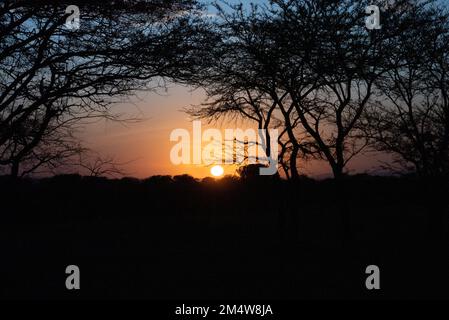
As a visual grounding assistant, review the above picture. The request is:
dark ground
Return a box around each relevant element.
[1,174,448,300]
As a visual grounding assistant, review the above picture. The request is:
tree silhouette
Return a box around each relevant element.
[0,0,202,176]
[186,1,320,180]
[186,0,448,179]
[364,2,449,177]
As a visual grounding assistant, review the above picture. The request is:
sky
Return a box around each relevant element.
[79,0,388,179]
[80,84,386,180]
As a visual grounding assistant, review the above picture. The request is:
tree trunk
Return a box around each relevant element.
[10,161,19,178]
[290,146,300,181]
[332,164,344,180]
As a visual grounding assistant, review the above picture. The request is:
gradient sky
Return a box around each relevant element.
[79,1,388,179]
[80,85,386,179]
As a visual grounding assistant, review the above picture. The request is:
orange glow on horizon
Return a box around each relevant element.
[79,87,385,180]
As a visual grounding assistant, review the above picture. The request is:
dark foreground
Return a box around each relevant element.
[1,174,448,300]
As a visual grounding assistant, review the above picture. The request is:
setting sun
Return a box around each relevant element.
[210,165,224,177]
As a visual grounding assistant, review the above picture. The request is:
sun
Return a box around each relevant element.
[210,165,224,177]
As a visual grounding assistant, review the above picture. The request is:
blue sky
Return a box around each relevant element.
[204,0,267,13]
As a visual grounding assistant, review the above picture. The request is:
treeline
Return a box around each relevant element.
[185,0,449,180]
[0,0,205,177]
[1,0,448,179]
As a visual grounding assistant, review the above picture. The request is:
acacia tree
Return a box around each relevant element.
[427,31,449,176]
[188,89,279,156]
[192,0,445,179]
[0,0,204,177]
[270,0,425,179]
[186,2,320,180]
[187,0,383,179]
[365,3,449,177]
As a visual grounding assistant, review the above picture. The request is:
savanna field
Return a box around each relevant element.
[1,174,448,300]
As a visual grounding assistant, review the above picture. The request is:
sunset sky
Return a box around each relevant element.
[78,1,388,179]
[78,83,386,179]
